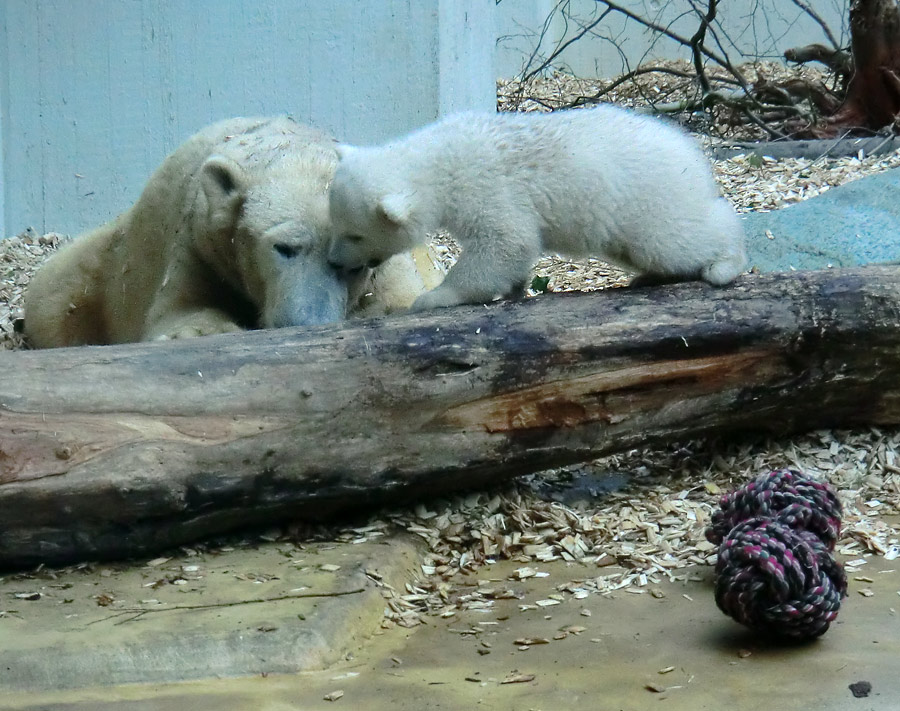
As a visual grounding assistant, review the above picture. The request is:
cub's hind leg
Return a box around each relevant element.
[699,200,747,286]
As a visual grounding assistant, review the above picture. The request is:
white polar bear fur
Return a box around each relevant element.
[327,105,747,311]
[24,116,443,348]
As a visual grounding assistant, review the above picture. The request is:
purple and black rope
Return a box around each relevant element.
[705,468,848,640]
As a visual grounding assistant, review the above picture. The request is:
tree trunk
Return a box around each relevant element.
[3,266,900,569]
[823,0,900,134]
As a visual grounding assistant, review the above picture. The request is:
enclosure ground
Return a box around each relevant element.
[4,542,898,711]
[0,538,421,693]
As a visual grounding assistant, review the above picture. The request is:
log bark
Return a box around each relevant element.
[3,266,900,568]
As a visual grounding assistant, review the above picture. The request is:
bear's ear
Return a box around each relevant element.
[335,144,357,161]
[377,193,411,228]
[200,155,248,215]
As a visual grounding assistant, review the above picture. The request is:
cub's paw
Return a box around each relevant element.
[409,287,466,313]
[701,256,747,286]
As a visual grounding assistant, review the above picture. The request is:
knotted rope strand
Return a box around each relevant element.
[705,469,847,640]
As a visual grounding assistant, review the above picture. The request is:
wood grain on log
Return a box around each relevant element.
[3,266,900,568]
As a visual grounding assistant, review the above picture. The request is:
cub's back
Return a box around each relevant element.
[418,107,714,200]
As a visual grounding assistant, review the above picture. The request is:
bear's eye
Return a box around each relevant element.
[345,234,365,244]
[274,243,301,259]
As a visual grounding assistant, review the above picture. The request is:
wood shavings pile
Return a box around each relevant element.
[0,228,66,350]
[498,60,836,140]
[368,428,900,628]
[718,151,900,214]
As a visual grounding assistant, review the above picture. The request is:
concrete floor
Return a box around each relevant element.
[3,548,897,711]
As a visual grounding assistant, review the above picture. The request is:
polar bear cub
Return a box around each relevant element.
[327,105,747,311]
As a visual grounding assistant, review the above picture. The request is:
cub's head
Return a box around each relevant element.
[327,145,418,271]
[196,151,368,328]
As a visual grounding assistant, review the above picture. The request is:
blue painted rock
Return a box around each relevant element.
[743,167,900,273]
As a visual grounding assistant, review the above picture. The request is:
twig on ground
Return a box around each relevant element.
[88,587,367,626]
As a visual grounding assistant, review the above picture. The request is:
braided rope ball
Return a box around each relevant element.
[705,468,848,640]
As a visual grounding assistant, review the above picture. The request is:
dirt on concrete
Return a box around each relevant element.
[4,550,898,711]
[0,537,420,693]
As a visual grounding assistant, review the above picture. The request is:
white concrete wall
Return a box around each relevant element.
[0,0,496,237]
[0,0,850,238]
[496,0,848,79]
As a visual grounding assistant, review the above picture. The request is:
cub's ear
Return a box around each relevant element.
[377,193,412,228]
[335,144,357,161]
[200,155,248,216]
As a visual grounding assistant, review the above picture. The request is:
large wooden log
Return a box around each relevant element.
[3,266,900,568]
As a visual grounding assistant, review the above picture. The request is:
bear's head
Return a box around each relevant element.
[326,144,420,272]
[195,150,369,328]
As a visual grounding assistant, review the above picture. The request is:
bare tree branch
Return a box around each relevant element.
[519,2,613,85]
[649,92,793,140]
[594,0,750,90]
[516,0,562,86]
[688,0,719,93]
[784,43,852,76]
[569,66,704,107]
[505,0,856,139]
[788,0,842,50]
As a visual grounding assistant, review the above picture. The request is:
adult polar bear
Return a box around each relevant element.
[24,116,441,348]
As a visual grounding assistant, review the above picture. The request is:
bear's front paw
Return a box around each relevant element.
[151,313,244,341]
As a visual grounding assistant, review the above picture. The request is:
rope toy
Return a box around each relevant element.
[704,468,847,640]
